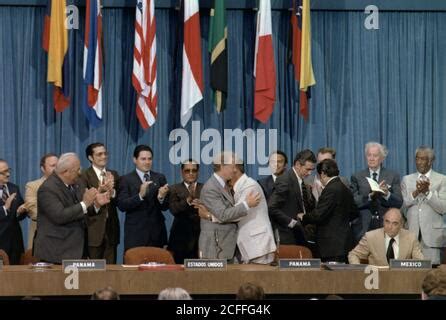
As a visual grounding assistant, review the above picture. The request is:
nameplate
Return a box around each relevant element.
[389,259,432,269]
[62,259,106,271]
[279,259,321,269]
[184,259,227,270]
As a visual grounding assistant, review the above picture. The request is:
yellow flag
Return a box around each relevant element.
[299,0,315,91]
[47,0,68,88]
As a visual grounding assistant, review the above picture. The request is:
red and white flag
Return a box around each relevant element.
[254,0,276,123]
[132,0,157,129]
[181,0,203,127]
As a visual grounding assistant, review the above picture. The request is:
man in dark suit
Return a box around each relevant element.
[301,159,359,262]
[0,159,27,264]
[258,150,287,202]
[168,159,202,264]
[268,149,316,246]
[34,153,110,264]
[117,145,170,252]
[351,142,403,242]
[79,143,120,264]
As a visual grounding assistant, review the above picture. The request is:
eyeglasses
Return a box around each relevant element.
[183,169,198,174]
[0,168,11,176]
[94,152,108,157]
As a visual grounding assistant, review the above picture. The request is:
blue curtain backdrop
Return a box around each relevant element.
[1,5,446,262]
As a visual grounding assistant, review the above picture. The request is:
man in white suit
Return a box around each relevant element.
[401,146,446,265]
[232,162,276,264]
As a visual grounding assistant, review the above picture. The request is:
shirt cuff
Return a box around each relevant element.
[80,202,88,214]
[288,219,297,228]
[139,194,144,201]
[111,189,116,199]
[242,201,249,211]
[383,192,391,201]
[2,206,7,216]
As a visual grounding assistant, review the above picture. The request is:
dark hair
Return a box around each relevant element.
[317,147,336,159]
[181,159,199,170]
[293,149,316,166]
[316,159,339,177]
[85,142,105,161]
[236,283,265,300]
[422,269,446,297]
[40,153,58,168]
[133,145,153,159]
[91,286,120,300]
[271,150,288,164]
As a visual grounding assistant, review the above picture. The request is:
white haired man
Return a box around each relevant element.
[350,142,403,243]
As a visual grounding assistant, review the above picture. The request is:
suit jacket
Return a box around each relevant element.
[199,174,248,260]
[235,174,276,262]
[0,182,25,264]
[268,168,315,245]
[167,182,203,263]
[117,170,169,251]
[351,167,403,216]
[401,170,446,248]
[24,177,45,250]
[302,177,358,258]
[34,173,89,264]
[79,167,120,247]
[348,228,424,266]
[258,175,275,201]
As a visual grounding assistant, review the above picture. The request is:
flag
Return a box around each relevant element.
[291,0,315,120]
[44,0,70,112]
[180,0,203,127]
[208,0,227,113]
[254,0,276,123]
[83,0,103,127]
[132,0,157,130]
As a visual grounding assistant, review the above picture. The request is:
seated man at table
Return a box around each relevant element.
[348,208,424,266]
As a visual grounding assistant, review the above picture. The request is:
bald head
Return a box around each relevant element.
[383,208,403,238]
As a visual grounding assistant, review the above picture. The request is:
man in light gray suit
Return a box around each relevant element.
[401,146,446,265]
[351,142,403,243]
[198,152,260,261]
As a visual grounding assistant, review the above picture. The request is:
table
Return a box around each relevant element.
[0,264,432,297]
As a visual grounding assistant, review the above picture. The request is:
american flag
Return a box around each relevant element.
[132,0,158,130]
[83,0,103,127]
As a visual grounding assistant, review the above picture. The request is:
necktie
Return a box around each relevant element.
[225,183,233,199]
[69,185,79,203]
[386,238,395,263]
[100,171,106,185]
[188,183,196,199]
[144,173,150,182]
[372,172,378,182]
[301,180,310,213]
[0,185,8,203]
